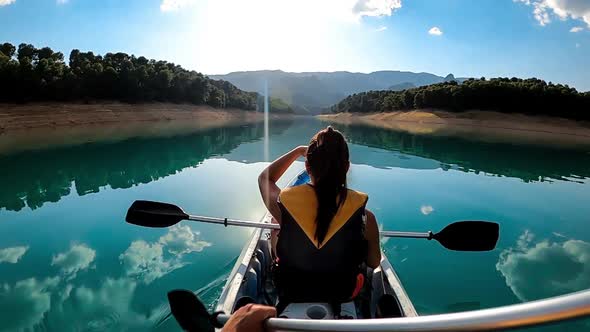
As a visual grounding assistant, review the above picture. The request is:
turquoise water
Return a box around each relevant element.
[1,118,590,331]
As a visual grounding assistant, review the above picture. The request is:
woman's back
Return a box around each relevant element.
[275,184,368,302]
[277,184,368,271]
[257,126,382,306]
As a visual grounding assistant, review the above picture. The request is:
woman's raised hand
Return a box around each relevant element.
[297,145,308,157]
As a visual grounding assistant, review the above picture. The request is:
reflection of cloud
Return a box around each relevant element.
[120,225,211,284]
[43,277,158,331]
[159,225,212,255]
[52,244,96,280]
[497,231,590,302]
[0,241,169,331]
[0,246,29,264]
[74,278,141,329]
[119,241,183,284]
[0,277,59,332]
[420,205,434,215]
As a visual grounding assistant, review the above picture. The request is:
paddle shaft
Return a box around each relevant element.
[210,289,590,332]
[187,215,432,239]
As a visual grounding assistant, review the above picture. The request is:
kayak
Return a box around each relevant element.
[215,170,418,321]
[125,178,590,331]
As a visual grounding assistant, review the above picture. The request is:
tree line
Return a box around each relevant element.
[0,42,257,110]
[332,78,590,120]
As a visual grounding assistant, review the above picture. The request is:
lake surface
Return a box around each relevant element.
[1,118,590,331]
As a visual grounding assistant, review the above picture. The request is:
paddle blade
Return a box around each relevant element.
[433,221,499,251]
[168,289,214,332]
[125,200,188,228]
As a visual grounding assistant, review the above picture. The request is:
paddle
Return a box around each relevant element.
[126,200,499,251]
[167,289,216,332]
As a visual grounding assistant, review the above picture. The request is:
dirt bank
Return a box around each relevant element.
[0,103,286,154]
[318,110,590,148]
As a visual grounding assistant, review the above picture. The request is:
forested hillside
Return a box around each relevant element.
[332,78,590,120]
[0,42,257,110]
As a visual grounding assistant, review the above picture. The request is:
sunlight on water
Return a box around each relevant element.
[263,79,270,162]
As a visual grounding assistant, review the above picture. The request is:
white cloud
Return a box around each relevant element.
[570,26,584,32]
[420,205,435,215]
[160,0,193,12]
[375,25,388,32]
[0,277,60,331]
[0,246,29,264]
[159,224,212,255]
[51,244,96,280]
[516,0,590,28]
[497,231,590,302]
[119,240,182,284]
[119,225,211,284]
[428,26,443,36]
[352,0,402,18]
[0,0,16,6]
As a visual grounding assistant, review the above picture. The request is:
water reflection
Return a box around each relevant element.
[52,244,96,281]
[497,231,590,302]
[1,118,590,332]
[0,224,213,331]
[337,124,590,183]
[0,246,29,264]
[4,119,590,213]
[120,225,211,285]
[0,121,293,212]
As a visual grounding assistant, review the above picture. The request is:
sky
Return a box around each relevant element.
[1,0,589,91]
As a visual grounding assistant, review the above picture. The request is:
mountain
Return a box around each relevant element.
[210,70,463,114]
[388,82,416,91]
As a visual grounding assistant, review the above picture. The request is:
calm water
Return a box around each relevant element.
[1,118,590,331]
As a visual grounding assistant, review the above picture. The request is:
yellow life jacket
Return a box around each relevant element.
[275,184,368,303]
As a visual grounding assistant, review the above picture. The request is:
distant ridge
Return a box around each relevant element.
[210,70,467,114]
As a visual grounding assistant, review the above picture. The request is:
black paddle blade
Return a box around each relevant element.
[125,200,188,228]
[433,221,499,251]
[168,289,214,332]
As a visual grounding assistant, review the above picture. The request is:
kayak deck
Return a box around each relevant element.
[215,171,417,320]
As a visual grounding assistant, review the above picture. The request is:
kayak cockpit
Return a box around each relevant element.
[215,225,417,320]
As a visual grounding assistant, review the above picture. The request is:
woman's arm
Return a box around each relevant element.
[258,146,307,222]
[365,209,382,268]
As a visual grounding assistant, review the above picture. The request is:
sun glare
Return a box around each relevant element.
[186,0,365,74]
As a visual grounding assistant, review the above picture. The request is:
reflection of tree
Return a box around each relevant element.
[0,121,293,212]
[338,124,590,183]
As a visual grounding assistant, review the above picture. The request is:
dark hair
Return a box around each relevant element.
[306,126,349,245]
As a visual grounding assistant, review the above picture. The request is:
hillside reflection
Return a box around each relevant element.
[337,124,590,183]
[2,119,589,212]
[0,121,293,211]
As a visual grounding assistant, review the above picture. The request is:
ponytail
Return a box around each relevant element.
[306,126,349,245]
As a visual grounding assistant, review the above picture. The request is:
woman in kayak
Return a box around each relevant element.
[258,126,381,317]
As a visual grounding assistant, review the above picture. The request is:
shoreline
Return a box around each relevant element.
[0,102,288,155]
[0,102,265,131]
[318,110,590,149]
